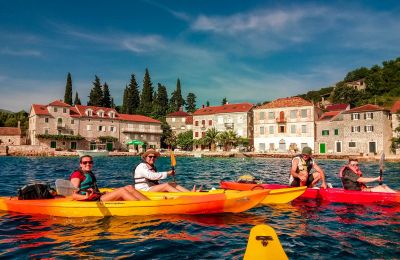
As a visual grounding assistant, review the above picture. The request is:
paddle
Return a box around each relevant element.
[171,149,176,183]
[379,152,385,185]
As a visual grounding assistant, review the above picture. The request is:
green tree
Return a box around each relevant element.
[121,86,128,113]
[160,120,173,148]
[74,91,81,105]
[330,84,362,107]
[206,101,210,107]
[88,75,103,106]
[126,74,141,114]
[222,97,227,105]
[152,83,169,119]
[169,78,185,112]
[64,72,73,105]
[139,68,153,115]
[101,82,112,108]
[185,93,196,113]
[204,127,220,151]
[218,130,238,151]
[176,130,194,151]
[344,67,370,82]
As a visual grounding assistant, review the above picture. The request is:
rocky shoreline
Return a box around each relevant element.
[1,145,398,162]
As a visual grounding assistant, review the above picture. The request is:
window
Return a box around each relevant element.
[301,125,307,133]
[365,125,374,132]
[351,126,361,132]
[334,129,339,135]
[349,142,356,148]
[109,126,115,132]
[63,108,67,113]
[201,120,205,125]
[108,112,115,118]
[87,125,92,131]
[44,129,49,134]
[50,141,56,148]
[98,126,103,131]
[291,125,296,134]
[71,142,77,150]
[195,132,199,137]
[269,126,274,134]
[301,109,307,118]
[71,119,74,124]
[209,120,212,126]
[98,111,104,117]
[290,110,297,119]
[54,107,58,112]
[195,121,199,126]
[351,113,360,120]
[365,112,374,120]
[45,118,49,123]
[268,112,274,120]
[322,130,329,136]
[260,126,265,135]
[259,112,265,120]
[86,109,93,116]
[259,143,265,151]
[279,126,285,133]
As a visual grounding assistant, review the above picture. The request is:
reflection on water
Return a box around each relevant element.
[0,156,399,259]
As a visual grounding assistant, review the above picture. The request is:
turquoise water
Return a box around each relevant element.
[0,156,399,259]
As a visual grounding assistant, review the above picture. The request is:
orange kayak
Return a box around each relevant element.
[0,190,269,217]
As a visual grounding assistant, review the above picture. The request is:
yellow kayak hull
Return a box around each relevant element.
[0,190,269,217]
[244,224,288,260]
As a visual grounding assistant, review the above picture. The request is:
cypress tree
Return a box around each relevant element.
[206,101,210,107]
[139,68,153,115]
[88,75,103,106]
[102,82,112,108]
[111,98,115,108]
[222,97,227,105]
[185,93,197,113]
[127,74,140,114]
[121,86,128,113]
[74,91,81,105]
[169,78,185,111]
[64,72,73,105]
[152,83,169,118]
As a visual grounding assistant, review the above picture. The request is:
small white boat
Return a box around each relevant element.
[77,149,109,157]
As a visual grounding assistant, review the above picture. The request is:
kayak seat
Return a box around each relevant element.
[55,179,76,196]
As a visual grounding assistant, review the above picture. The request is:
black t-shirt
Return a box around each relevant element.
[341,168,363,190]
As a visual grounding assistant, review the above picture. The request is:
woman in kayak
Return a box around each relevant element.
[290,147,327,189]
[339,158,396,193]
[133,149,195,192]
[71,155,149,201]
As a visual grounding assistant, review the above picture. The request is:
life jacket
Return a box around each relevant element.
[133,162,160,186]
[74,169,100,194]
[339,165,366,190]
[338,165,363,178]
[292,155,313,175]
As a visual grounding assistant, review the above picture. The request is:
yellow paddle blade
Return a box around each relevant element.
[244,224,288,260]
[171,150,176,167]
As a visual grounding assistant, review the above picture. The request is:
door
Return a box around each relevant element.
[50,141,56,148]
[336,141,342,153]
[369,142,377,154]
[106,142,113,151]
[278,139,286,151]
[70,141,77,150]
[320,143,326,154]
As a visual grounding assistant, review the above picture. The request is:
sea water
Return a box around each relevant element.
[0,156,398,259]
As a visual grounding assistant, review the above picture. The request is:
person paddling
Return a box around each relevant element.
[290,146,327,189]
[70,155,149,201]
[339,158,396,193]
[133,149,195,192]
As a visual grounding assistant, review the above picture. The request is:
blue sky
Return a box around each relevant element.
[1,0,399,112]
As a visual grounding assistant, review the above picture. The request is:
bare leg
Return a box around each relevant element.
[148,183,181,192]
[370,185,397,193]
[170,183,190,192]
[100,187,139,201]
[124,185,150,200]
[309,172,322,188]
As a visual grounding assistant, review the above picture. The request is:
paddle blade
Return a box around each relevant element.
[379,152,385,185]
[171,151,176,167]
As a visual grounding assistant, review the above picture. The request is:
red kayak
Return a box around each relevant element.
[220,181,400,204]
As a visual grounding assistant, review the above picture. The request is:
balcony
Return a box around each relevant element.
[57,123,66,129]
[122,128,163,134]
[275,117,287,123]
[224,123,234,129]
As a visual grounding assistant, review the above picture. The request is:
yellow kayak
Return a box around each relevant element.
[244,224,288,260]
[119,186,306,205]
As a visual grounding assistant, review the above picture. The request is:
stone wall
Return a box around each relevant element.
[7,145,54,156]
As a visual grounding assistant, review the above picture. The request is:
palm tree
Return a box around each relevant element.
[204,128,220,151]
[218,130,238,151]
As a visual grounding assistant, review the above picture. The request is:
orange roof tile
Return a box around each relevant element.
[391,100,400,113]
[31,104,51,116]
[326,103,349,111]
[0,127,21,136]
[255,97,313,109]
[48,100,71,107]
[193,103,253,115]
[318,111,341,121]
[343,104,387,113]
[118,114,161,124]
[167,111,190,117]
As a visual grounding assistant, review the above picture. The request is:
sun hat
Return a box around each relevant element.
[141,149,161,160]
[301,146,312,155]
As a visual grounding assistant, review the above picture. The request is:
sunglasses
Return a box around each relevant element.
[350,163,359,167]
[81,161,93,165]
[147,156,157,159]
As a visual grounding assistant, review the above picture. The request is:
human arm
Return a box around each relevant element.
[70,177,92,200]
[357,176,381,183]
[135,163,169,180]
[313,162,327,189]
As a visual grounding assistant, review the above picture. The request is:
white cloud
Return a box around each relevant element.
[0,47,41,57]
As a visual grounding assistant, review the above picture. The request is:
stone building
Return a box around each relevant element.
[29,100,162,151]
[192,103,253,150]
[315,111,346,154]
[166,109,193,136]
[0,127,22,146]
[253,97,322,153]
[390,100,400,155]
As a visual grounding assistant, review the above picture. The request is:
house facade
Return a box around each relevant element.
[29,100,162,151]
[253,97,321,153]
[192,103,253,150]
[315,111,346,154]
[391,100,400,154]
[166,110,193,136]
[341,104,392,155]
[0,127,22,146]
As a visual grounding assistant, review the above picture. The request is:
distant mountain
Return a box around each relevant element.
[0,109,13,114]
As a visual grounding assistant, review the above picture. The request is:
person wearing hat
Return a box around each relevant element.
[133,149,191,192]
[289,146,327,189]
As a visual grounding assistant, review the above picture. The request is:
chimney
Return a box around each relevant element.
[202,104,205,108]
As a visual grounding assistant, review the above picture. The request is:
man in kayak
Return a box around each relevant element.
[133,149,193,192]
[339,158,396,193]
[70,155,149,201]
[290,146,327,189]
